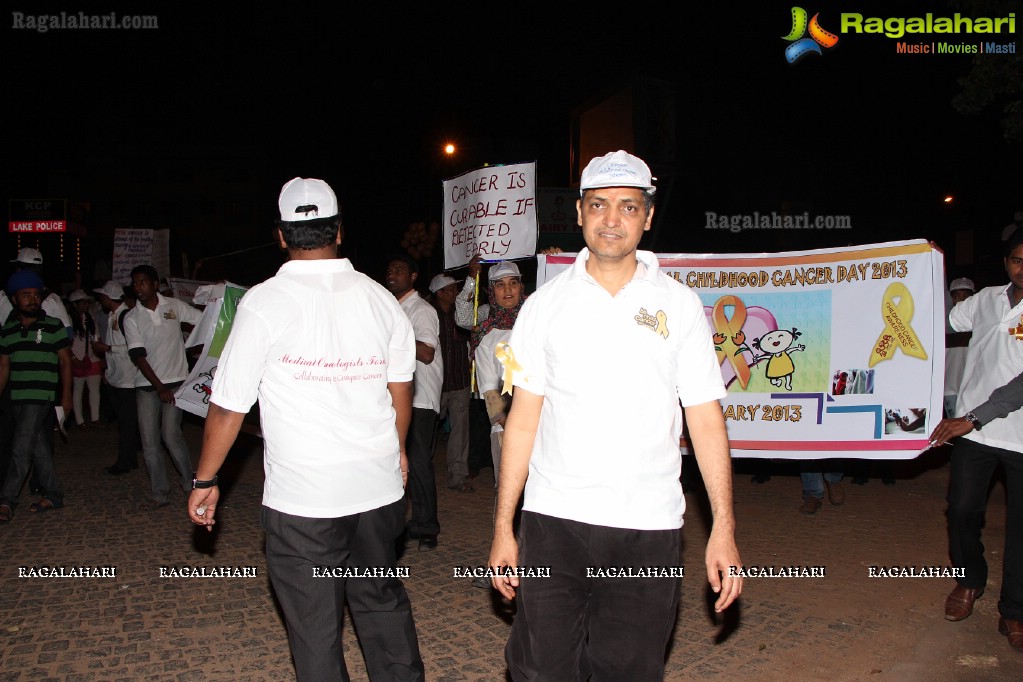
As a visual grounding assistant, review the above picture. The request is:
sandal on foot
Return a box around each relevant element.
[27,498,62,513]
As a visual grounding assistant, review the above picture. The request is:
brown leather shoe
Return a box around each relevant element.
[799,497,823,515]
[998,617,1023,652]
[825,480,846,505]
[944,584,984,621]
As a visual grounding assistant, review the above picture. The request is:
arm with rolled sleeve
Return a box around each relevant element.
[407,299,440,365]
[189,302,270,529]
[948,292,980,333]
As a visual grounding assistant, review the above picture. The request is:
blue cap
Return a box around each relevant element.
[6,270,44,294]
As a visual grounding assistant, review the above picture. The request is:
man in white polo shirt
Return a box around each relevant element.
[942,230,1023,652]
[124,264,202,508]
[187,178,424,680]
[385,253,443,551]
[91,281,139,475]
[489,150,743,680]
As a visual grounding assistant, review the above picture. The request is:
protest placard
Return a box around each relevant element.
[112,229,170,284]
[442,162,538,269]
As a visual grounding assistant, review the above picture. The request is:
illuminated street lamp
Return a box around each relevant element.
[444,143,456,155]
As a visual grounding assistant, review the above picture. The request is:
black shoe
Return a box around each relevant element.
[418,534,438,552]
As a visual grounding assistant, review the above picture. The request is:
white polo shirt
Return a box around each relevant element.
[399,290,443,413]
[507,249,727,530]
[951,284,1023,452]
[211,258,416,518]
[103,303,139,389]
[123,293,202,387]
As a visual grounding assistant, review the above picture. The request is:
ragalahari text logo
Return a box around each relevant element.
[783,7,839,63]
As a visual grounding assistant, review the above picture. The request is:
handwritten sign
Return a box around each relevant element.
[112,229,170,284]
[442,162,538,269]
[536,240,945,460]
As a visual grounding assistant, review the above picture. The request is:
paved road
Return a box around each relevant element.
[0,419,1017,680]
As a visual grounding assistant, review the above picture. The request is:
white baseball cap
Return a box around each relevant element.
[489,261,521,282]
[68,289,92,303]
[949,277,975,293]
[579,150,656,196]
[92,281,126,300]
[429,274,458,293]
[278,177,338,222]
[11,247,43,265]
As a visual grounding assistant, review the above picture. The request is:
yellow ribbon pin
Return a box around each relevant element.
[495,342,523,395]
[711,295,752,389]
[655,311,669,339]
[868,282,928,367]
[1010,315,1023,340]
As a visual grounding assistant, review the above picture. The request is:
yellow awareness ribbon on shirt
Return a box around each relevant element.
[868,282,928,367]
[654,311,669,339]
[711,295,752,389]
[495,342,523,396]
[1010,315,1023,340]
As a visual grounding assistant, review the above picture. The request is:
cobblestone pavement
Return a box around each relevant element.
[0,419,1018,681]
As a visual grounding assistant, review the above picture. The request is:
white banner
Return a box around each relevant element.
[175,282,248,419]
[536,240,945,460]
[442,162,538,269]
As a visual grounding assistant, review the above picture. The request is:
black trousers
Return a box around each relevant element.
[506,512,682,682]
[467,397,492,472]
[947,437,1023,620]
[107,386,139,470]
[262,499,424,682]
[406,407,439,535]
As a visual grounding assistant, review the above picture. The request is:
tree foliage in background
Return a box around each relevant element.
[951,0,1023,142]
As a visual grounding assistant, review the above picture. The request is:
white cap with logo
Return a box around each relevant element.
[11,247,43,265]
[949,277,975,293]
[279,178,339,222]
[579,150,656,196]
[489,261,521,282]
[93,281,126,301]
[429,274,458,293]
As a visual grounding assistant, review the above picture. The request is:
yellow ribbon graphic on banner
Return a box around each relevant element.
[868,282,928,367]
[711,295,752,390]
[495,342,523,395]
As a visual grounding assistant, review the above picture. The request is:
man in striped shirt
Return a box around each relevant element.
[0,270,72,523]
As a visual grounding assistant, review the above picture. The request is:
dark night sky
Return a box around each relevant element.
[3,1,1020,285]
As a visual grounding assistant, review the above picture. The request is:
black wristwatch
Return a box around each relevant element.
[192,473,218,489]
[963,412,983,431]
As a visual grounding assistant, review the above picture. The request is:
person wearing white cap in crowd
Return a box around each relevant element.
[489,150,742,680]
[0,248,72,334]
[944,277,976,416]
[429,273,474,493]
[91,281,140,474]
[68,289,104,428]
[188,178,424,680]
[471,260,526,488]
[384,253,443,551]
